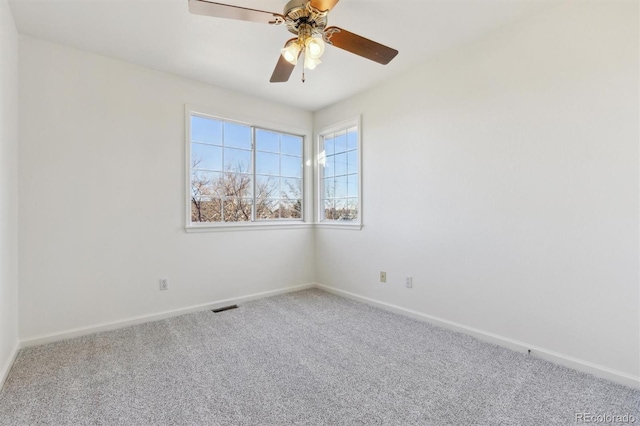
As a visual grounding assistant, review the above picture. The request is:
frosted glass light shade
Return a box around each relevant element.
[305,37,325,59]
[281,43,301,65]
[304,55,321,70]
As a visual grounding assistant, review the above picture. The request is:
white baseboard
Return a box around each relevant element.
[315,283,640,390]
[0,341,20,391]
[15,282,639,390]
[20,283,315,348]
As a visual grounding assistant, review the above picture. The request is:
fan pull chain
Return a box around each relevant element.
[302,67,306,83]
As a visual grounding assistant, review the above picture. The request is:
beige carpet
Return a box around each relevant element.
[0,289,638,425]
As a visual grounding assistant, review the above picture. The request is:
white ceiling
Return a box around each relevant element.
[9,0,553,111]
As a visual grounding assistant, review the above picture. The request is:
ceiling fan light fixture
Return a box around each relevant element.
[304,55,321,70]
[281,42,301,65]
[188,0,399,83]
[305,36,325,60]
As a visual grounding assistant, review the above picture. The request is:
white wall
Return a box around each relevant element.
[18,37,315,340]
[11,0,639,387]
[315,1,639,380]
[0,0,20,383]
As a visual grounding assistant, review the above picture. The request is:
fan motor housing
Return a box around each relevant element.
[283,0,328,36]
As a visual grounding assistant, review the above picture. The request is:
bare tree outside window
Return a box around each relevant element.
[189,114,304,225]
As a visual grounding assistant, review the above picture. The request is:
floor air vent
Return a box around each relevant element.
[212,304,238,313]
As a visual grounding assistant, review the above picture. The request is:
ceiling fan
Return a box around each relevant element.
[188,0,399,83]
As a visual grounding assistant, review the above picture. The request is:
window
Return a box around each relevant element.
[317,117,361,226]
[188,108,307,229]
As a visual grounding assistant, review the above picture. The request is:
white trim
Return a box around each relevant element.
[314,223,363,230]
[14,282,638,390]
[185,222,312,233]
[185,222,361,232]
[20,283,315,348]
[0,341,19,391]
[316,116,362,139]
[185,104,311,144]
[315,283,640,390]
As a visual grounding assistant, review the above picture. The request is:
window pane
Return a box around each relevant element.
[192,143,222,171]
[324,198,346,220]
[323,177,335,199]
[343,198,358,221]
[256,129,279,153]
[255,131,303,222]
[347,128,358,151]
[191,116,222,145]
[256,175,278,199]
[224,122,251,149]
[334,175,347,199]
[223,198,252,222]
[256,151,280,176]
[324,137,335,156]
[220,172,252,198]
[347,150,358,175]
[335,198,349,220]
[281,134,302,156]
[334,152,347,176]
[256,198,279,220]
[281,199,302,219]
[323,154,335,178]
[224,148,251,173]
[324,199,337,220]
[192,198,222,222]
[334,131,347,153]
[281,155,302,178]
[191,171,223,198]
[281,178,302,200]
[347,174,358,198]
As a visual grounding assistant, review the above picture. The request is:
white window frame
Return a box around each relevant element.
[316,115,363,230]
[185,104,313,232]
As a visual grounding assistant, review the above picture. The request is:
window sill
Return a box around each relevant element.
[185,221,363,232]
[185,222,313,233]
[314,222,363,230]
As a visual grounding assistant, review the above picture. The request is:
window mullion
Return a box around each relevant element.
[221,122,225,223]
[278,133,282,219]
[251,127,256,223]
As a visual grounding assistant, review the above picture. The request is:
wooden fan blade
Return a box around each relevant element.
[309,0,340,12]
[324,27,398,65]
[188,0,284,25]
[270,39,299,83]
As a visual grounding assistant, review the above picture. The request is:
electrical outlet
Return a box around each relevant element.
[159,278,169,291]
[380,271,387,283]
[405,276,413,288]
